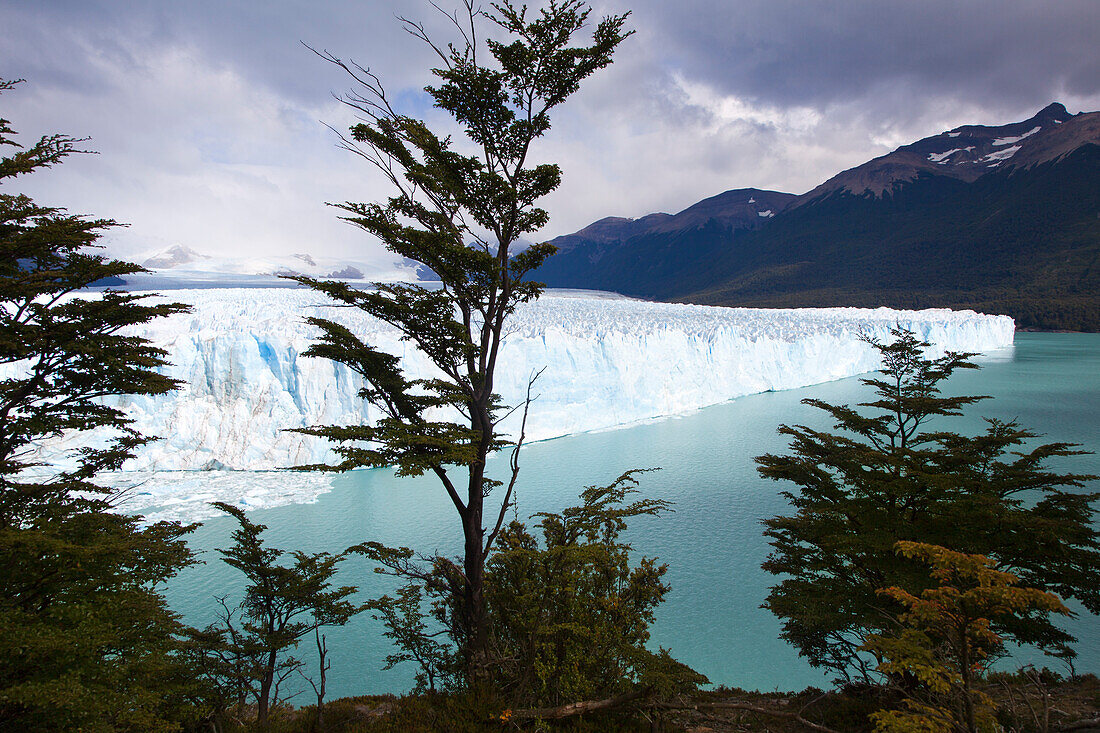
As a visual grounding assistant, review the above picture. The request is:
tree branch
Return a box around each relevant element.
[657,700,843,733]
[484,367,543,559]
[506,687,650,721]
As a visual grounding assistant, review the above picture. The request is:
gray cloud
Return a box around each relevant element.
[2,0,1098,262]
[638,0,1100,111]
[3,0,462,102]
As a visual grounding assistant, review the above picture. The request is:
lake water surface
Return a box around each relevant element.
[162,332,1100,698]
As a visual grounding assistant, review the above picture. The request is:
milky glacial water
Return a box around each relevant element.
[162,333,1100,698]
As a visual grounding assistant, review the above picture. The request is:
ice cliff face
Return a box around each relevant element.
[107,288,1013,475]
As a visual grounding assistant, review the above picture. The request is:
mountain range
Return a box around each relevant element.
[88,244,417,289]
[140,244,385,280]
[534,103,1100,331]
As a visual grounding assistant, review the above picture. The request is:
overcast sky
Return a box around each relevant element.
[3,0,1099,265]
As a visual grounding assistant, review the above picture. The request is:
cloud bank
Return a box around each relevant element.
[2,0,1097,263]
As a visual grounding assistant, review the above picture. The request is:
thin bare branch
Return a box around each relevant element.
[484,366,544,558]
[398,15,453,67]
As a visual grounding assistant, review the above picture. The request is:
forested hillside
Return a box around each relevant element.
[534,106,1100,331]
[680,144,1100,331]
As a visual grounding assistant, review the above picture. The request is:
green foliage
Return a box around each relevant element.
[295,0,632,683]
[366,472,706,718]
[0,515,203,732]
[189,502,363,728]
[0,78,202,731]
[485,471,706,707]
[366,583,455,694]
[757,327,1099,682]
[865,542,1070,733]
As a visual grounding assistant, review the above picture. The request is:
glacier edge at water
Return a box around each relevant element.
[81,288,1013,521]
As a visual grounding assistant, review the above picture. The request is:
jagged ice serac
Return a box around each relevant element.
[51,289,1013,522]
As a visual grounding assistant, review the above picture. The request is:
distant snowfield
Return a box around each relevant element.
[992,126,1042,147]
[61,288,1013,522]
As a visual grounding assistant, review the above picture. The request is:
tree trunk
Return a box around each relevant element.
[958,624,976,733]
[312,631,327,733]
[657,700,843,733]
[509,688,650,720]
[463,494,488,686]
[463,398,493,688]
[258,650,276,726]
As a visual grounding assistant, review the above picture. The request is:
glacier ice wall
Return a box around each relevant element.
[109,288,1014,476]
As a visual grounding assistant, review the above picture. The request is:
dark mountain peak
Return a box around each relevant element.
[677,187,789,211]
[548,187,797,255]
[575,216,638,241]
[797,102,1094,204]
[946,102,1072,139]
[1007,109,1100,169]
[551,214,673,255]
[541,187,796,273]
[1035,101,1071,121]
[662,188,796,230]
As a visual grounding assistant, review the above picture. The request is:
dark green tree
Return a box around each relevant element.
[292,0,632,684]
[0,79,200,730]
[367,471,706,718]
[484,471,706,711]
[757,328,1099,682]
[367,582,454,694]
[191,502,362,729]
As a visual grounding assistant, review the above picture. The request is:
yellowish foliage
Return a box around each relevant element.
[871,700,956,732]
[865,542,1070,733]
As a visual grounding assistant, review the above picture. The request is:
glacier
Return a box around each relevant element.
[65,287,1013,522]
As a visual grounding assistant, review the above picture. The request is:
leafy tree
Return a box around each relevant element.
[190,502,362,728]
[291,0,632,684]
[368,471,706,717]
[367,582,454,694]
[865,541,1069,733]
[757,328,1099,682]
[0,79,201,731]
[485,471,706,710]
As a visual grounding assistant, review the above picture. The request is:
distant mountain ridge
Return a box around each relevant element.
[797,102,1092,201]
[535,188,796,293]
[138,244,394,281]
[534,103,1100,331]
[142,244,210,269]
[552,187,795,251]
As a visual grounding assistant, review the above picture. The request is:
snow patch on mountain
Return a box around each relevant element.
[983,145,1022,164]
[928,147,974,163]
[993,126,1041,146]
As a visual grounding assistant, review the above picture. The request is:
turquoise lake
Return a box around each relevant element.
[162,332,1100,699]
